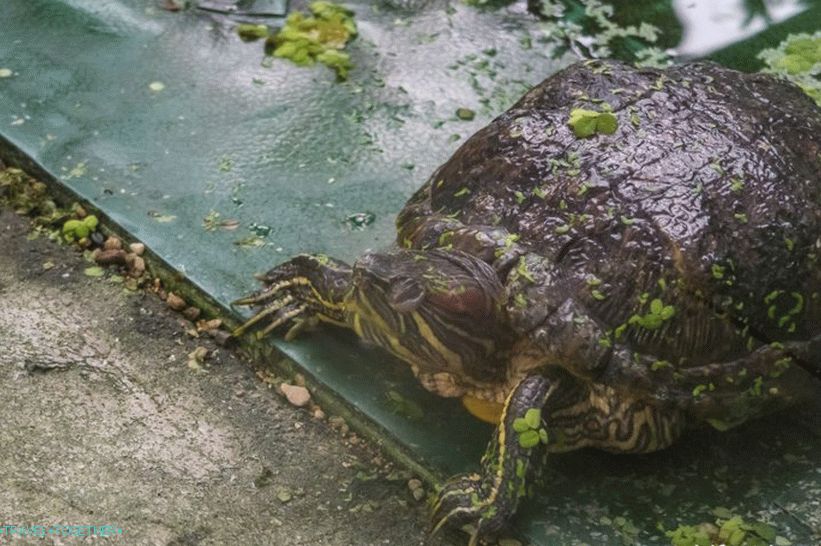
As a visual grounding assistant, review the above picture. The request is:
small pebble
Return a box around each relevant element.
[312,408,326,420]
[328,416,349,435]
[210,329,234,347]
[186,346,209,370]
[280,383,311,407]
[275,487,292,503]
[90,232,105,247]
[94,249,127,265]
[197,318,222,332]
[407,478,425,501]
[129,242,145,255]
[166,292,186,311]
[183,306,201,321]
[103,236,122,250]
[130,255,145,277]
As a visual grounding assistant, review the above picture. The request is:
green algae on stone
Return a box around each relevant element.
[268,1,357,80]
[568,108,618,138]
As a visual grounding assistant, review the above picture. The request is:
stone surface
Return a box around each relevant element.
[0,209,448,546]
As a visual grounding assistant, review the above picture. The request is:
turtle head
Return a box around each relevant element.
[346,249,510,378]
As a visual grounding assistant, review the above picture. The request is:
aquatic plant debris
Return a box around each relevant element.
[758,32,821,106]
[456,108,476,121]
[62,215,99,242]
[268,1,357,80]
[666,509,784,546]
[236,24,269,42]
[568,108,617,138]
[385,390,424,421]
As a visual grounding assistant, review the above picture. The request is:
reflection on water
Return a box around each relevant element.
[674,0,808,57]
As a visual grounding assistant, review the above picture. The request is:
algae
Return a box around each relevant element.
[62,215,99,242]
[268,1,357,80]
[667,510,782,546]
[568,108,618,138]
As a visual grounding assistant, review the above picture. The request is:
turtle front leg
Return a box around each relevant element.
[431,375,558,545]
[431,369,686,544]
[233,254,352,339]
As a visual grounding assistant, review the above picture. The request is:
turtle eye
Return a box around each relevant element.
[387,277,426,313]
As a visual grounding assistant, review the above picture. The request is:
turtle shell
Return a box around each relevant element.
[397,60,820,408]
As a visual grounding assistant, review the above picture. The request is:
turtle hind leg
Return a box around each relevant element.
[430,370,685,543]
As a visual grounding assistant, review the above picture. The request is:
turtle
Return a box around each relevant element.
[234,60,821,543]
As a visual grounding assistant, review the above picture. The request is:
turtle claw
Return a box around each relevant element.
[232,295,295,337]
[233,288,307,339]
[259,303,307,336]
[429,473,501,544]
[233,254,352,339]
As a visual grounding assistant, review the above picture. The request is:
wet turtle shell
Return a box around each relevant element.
[395,60,820,422]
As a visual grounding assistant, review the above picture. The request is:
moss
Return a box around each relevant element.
[515,256,536,282]
[0,167,58,218]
